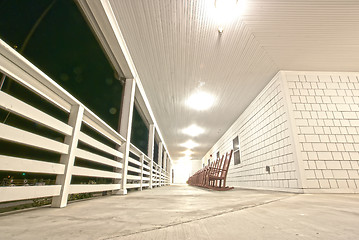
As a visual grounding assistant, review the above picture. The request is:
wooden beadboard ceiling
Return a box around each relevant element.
[108,0,359,161]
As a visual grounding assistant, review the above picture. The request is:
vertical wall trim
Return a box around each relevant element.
[280,71,307,191]
[52,104,84,208]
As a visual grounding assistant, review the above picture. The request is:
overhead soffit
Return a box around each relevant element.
[108,0,359,161]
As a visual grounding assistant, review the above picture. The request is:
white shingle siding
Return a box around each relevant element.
[285,71,359,192]
[202,71,359,193]
[202,73,299,192]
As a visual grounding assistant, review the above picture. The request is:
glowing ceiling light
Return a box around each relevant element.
[214,0,247,33]
[187,91,215,111]
[182,124,205,137]
[181,140,199,149]
[182,149,194,156]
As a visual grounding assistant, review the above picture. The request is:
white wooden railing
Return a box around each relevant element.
[0,39,169,208]
[129,143,170,189]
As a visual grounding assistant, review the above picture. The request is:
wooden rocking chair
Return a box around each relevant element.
[207,150,233,191]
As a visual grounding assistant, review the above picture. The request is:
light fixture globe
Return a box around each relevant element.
[214,0,247,33]
[180,140,199,149]
[186,91,215,111]
[182,124,205,137]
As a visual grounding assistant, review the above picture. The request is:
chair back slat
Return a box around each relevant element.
[215,155,224,177]
[220,150,233,178]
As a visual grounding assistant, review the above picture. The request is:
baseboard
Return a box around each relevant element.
[303,188,359,194]
[232,185,304,194]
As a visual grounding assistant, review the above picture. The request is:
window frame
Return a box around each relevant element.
[233,135,241,165]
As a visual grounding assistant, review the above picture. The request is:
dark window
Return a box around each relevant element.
[131,106,149,155]
[233,136,241,165]
[0,0,123,130]
[153,139,159,164]
[0,0,125,184]
[216,151,220,159]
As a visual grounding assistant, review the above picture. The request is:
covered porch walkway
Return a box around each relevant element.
[1,185,359,240]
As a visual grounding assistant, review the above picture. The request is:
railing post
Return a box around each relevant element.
[154,164,157,187]
[147,124,155,189]
[152,164,155,187]
[52,104,84,208]
[160,168,162,186]
[156,165,159,187]
[156,165,158,187]
[149,160,153,189]
[162,169,165,186]
[117,78,136,195]
[163,169,165,186]
[153,164,156,187]
[140,154,144,191]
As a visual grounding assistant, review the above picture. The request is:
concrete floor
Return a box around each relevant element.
[0,185,358,240]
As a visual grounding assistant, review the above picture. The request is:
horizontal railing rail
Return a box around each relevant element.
[0,39,127,207]
[128,143,170,189]
[0,39,126,145]
[0,38,169,209]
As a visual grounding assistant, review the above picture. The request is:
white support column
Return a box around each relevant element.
[158,142,163,168]
[163,152,167,186]
[117,78,136,195]
[168,160,171,185]
[167,156,170,184]
[158,142,163,187]
[52,105,84,208]
[170,162,173,184]
[166,155,169,185]
[140,154,144,191]
[147,124,155,189]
